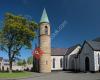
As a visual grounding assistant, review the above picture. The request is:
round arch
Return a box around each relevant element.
[85,57,90,72]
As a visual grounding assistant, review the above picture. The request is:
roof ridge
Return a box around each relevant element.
[86,40,100,51]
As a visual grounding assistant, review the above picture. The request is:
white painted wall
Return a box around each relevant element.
[51,56,64,70]
[12,66,24,71]
[94,51,100,71]
[0,60,3,70]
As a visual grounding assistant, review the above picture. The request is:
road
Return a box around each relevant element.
[2,71,100,80]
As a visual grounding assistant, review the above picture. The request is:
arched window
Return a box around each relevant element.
[45,26,48,35]
[53,58,55,68]
[60,58,63,68]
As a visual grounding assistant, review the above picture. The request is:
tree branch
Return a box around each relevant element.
[11,45,22,61]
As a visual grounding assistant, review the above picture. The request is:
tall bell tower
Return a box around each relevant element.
[39,8,51,73]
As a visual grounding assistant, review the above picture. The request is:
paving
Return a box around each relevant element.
[1,71,100,80]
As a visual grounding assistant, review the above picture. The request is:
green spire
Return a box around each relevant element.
[40,8,49,23]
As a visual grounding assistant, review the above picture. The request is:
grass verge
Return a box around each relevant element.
[0,71,33,79]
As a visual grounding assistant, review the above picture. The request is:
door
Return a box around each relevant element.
[85,57,90,72]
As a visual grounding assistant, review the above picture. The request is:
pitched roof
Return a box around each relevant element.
[93,37,100,42]
[0,57,3,61]
[40,8,49,23]
[51,45,80,56]
[86,40,100,51]
[3,59,9,62]
[65,44,80,55]
[51,48,68,56]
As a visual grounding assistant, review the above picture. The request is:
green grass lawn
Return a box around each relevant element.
[0,71,33,78]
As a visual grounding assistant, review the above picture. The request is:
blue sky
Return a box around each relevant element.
[0,0,100,59]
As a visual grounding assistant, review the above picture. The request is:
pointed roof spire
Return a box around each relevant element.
[40,8,49,23]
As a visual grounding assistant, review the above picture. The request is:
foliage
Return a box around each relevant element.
[27,56,33,64]
[17,59,26,66]
[0,13,38,72]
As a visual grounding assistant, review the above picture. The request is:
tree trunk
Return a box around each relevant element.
[9,59,12,73]
[8,51,12,73]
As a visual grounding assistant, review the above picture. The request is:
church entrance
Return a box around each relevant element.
[85,57,90,72]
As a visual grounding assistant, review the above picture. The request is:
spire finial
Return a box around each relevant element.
[40,8,49,23]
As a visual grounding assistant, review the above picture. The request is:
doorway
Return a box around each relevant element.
[85,57,90,72]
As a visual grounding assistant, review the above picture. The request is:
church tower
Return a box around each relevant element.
[39,8,51,73]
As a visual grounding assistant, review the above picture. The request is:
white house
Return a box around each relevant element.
[0,58,25,71]
[0,57,3,71]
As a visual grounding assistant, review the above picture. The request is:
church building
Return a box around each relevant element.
[33,9,100,73]
[79,40,100,72]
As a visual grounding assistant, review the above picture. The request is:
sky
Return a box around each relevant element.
[0,0,100,59]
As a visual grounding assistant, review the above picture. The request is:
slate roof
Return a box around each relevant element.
[93,37,100,42]
[51,45,80,56]
[0,57,3,61]
[86,40,100,51]
[65,44,80,55]
[51,48,68,56]
[3,59,9,62]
